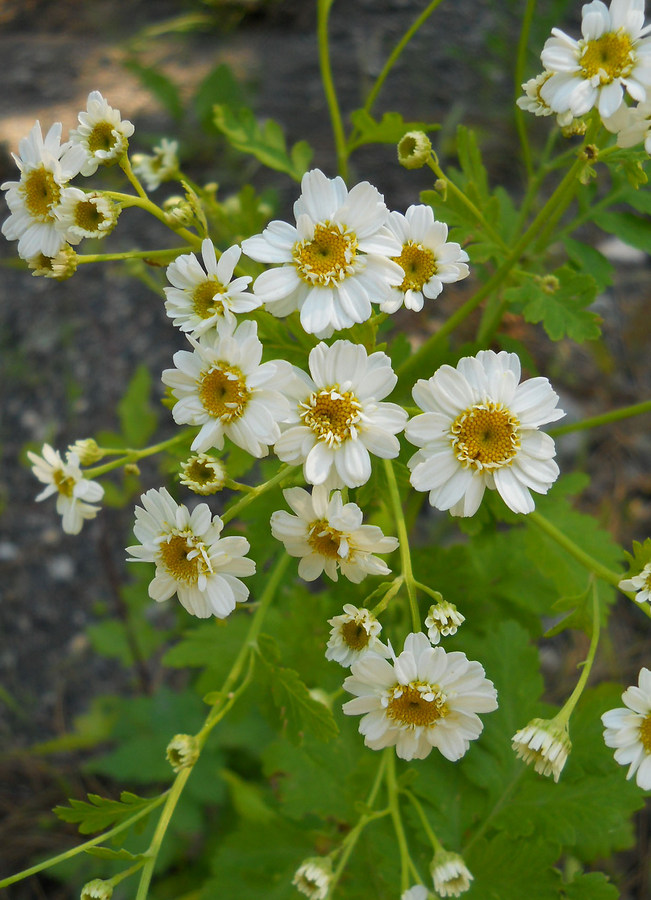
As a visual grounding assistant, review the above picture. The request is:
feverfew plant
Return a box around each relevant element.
[4,1,651,898]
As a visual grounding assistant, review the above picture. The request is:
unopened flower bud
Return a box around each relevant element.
[124,463,140,477]
[512,716,571,782]
[398,131,432,169]
[425,599,465,645]
[166,733,199,772]
[430,850,473,897]
[163,195,195,227]
[180,453,227,495]
[68,438,103,466]
[81,879,113,900]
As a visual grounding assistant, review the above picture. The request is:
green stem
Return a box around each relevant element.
[85,431,194,479]
[414,581,443,604]
[76,247,192,265]
[317,0,348,180]
[383,460,420,632]
[513,0,537,178]
[556,582,600,726]
[362,0,446,117]
[0,794,166,889]
[385,749,412,893]
[370,575,405,617]
[103,191,202,249]
[549,399,651,437]
[404,790,443,854]
[220,464,296,525]
[120,153,149,201]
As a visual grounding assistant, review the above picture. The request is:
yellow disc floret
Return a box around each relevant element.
[394,241,437,292]
[307,519,346,559]
[158,531,211,585]
[386,682,449,728]
[22,165,61,220]
[192,278,226,319]
[640,714,651,754]
[293,222,359,286]
[580,31,634,83]
[450,402,520,470]
[198,364,250,421]
[86,121,118,153]
[300,388,362,447]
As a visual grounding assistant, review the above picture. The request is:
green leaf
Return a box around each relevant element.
[84,846,147,862]
[348,109,439,150]
[592,209,651,253]
[466,833,561,899]
[560,872,618,900]
[220,768,277,824]
[53,791,158,835]
[563,237,614,293]
[117,364,158,448]
[213,104,313,181]
[123,60,183,121]
[507,266,601,342]
[194,62,247,131]
[256,634,339,743]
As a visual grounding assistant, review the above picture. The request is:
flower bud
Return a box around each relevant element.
[425,599,465,645]
[292,856,333,899]
[27,245,78,280]
[68,438,103,466]
[81,879,113,900]
[430,850,473,897]
[180,453,227,495]
[398,131,432,169]
[512,716,571,782]
[166,733,199,772]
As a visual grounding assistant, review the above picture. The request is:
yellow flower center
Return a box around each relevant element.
[158,532,210,585]
[450,402,520,470]
[87,121,118,153]
[640,714,651,753]
[74,199,108,232]
[580,31,634,83]
[184,458,218,485]
[386,682,449,728]
[340,619,371,651]
[293,222,359,286]
[394,241,437,292]
[300,388,362,447]
[53,468,75,498]
[22,165,61,220]
[192,278,226,319]
[307,519,345,559]
[198,364,250,421]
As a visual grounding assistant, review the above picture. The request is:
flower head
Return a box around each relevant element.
[161,318,292,457]
[241,168,404,338]
[602,666,651,789]
[430,850,473,898]
[512,716,572,782]
[516,72,576,126]
[619,561,651,603]
[606,97,651,151]
[405,349,564,517]
[425,599,465,645]
[326,604,390,667]
[2,121,85,259]
[80,879,113,900]
[71,91,134,175]
[179,453,227,495]
[164,240,259,336]
[343,632,497,761]
[540,0,651,120]
[27,244,78,279]
[398,130,432,169]
[54,188,118,243]
[132,138,179,191]
[275,340,407,488]
[381,205,469,314]
[292,857,332,899]
[126,487,255,618]
[27,443,104,534]
[271,486,398,584]
[166,733,199,772]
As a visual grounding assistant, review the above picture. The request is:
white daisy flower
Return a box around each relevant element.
[325,604,390,668]
[342,631,498,761]
[161,317,292,457]
[516,72,576,126]
[292,857,332,900]
[619,561,651,602]
[179,453,227,495]
[405,349,564,517]
[425,600,465,645]
[132,138,179,191]
[604,96,651,150]
[430,850,473,898]
[275,340,407,488]
[602,667,651,790]
[380,205,469,314]
[402,887,429,900]
[271,486,398,584]
[71,90,135,176]
[512,716,572,782]
[164,240,259,336]
[126,487,255,618]
[241,168,404,338]
[54,187,118,243]
[540,0,651,120]
[27,244,78,280]
[27,443,104,535]
[2,121,85,259]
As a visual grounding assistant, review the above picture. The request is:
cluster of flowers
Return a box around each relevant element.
[518,0,651,150]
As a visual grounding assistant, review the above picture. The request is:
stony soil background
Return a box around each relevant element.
[0,0,650,897]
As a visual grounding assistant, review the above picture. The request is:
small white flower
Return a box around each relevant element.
[405,349,564,517]
[164,240,259,335]
[179,453,227,495]
[2,121,85,259]
[241,168,404,338]
[402,887,429,900]
[380,205,469,314]
[425,600,465,645]
[603,666,651,789]
[605,97,651,152]
[540,0,651,120]
[292,857,332,900]
[512,716,572,782]
[271,486,398,584]
[326,604,390,667]
[71,90,134,175]
[343,632,498,761]
[132,138,179,191]
[161,317,292,457]
[275,340,407,488]
[54,188,118,243]
[430,850,473,898]
[126,487,255,618]
[619,561,651,603]
[516,72,576,126]
[27,443,104,535]
[27,244,78,280]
